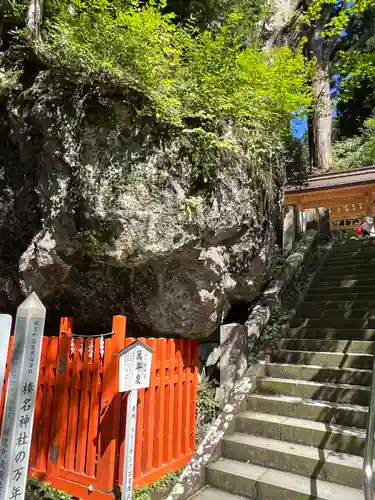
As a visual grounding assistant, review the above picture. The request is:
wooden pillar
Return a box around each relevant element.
[364,188,371,216]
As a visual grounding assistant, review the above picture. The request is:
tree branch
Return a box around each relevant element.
[347,28,375,54]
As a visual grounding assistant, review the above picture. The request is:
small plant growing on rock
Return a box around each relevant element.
[184,196,199,216]
[196,377,220,445]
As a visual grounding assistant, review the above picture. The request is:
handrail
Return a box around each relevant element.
[364,353,375,500]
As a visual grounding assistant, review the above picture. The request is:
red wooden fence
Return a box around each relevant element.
[0,316,199,500]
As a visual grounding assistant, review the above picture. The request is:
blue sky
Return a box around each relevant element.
[291,117,308,138]
[291,107,338,139]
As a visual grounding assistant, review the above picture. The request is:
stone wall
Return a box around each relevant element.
[217,229,318,403]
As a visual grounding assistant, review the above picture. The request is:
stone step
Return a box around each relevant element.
[297,305,375,320]
[328,245,375,260]
[222,433,364,489]
[247,394,368,429]
[330,255,375,262]
[321,271,375,282]
[328,247,375,257]
[298,300,375,310]
[304,291,375,301]
[321,263,375,273]
[334,239,375,247]
[290,317,375,329]
[206,458,363,499]
[321,265,375,274]
[288,327,375,340]
[271,350,372,369]
[323,257,375,266]
[327,244,375,255]
[257,377,370,405]
[325,261,375,270]
[296,309,375,321]
[235,411,367,457]
[191,487,246,500]
[332,243,375,254]
[311,279,375,291]
[277,338,374,354]
[325,258,375,268]
[309,278,375,289]
[266,363,371,386]
[305,288,375,299]
[308,284,375,294]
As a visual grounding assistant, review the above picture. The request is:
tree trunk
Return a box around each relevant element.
[311,62,332,171]
[26,0,43,40]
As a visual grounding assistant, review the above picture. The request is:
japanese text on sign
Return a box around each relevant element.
[117,342,152,393]
[0,295,45,500]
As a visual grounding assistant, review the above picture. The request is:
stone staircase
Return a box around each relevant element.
[193,238,375,500]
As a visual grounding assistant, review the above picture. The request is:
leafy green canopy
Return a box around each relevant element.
[300,0,375,171]
[302,0,375,36]
[164,0,268,32]
[300,0,375,91]
[33,0,310,130]
[338,39,375,97]
[333,117,375,169]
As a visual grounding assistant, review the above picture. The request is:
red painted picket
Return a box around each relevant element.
[0,316,198,500]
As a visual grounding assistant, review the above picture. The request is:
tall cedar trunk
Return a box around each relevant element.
[307,112,314,168]
[26,0,43,40]
[311,62,332,171]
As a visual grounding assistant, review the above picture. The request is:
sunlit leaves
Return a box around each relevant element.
[302,0,375,37]
[40,0,311,132]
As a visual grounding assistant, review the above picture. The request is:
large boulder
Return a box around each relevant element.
[0,71,282,337]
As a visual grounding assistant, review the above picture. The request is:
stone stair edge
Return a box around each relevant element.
[221,433,364,488]
[248,392,368,412]
[258,376,370,390]
[207,458,363,499]
[266,361,372,373]
[235,410,366,436]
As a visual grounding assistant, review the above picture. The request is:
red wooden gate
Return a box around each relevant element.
[0,316,199,500]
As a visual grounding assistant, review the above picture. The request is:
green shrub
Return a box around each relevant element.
[34,0,310,132]
[26,478,72,500]
[333,117,375,170]
[133,470,181,500]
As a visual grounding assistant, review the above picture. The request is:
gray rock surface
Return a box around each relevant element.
[0,72,283,337]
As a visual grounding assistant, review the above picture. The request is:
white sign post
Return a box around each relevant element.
[117,341,152,500]
[0,315,12,396]
[0,293,46,500]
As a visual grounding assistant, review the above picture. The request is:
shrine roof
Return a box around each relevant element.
[285,166,375,194]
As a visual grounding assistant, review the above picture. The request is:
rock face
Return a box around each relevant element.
[0,72,283,337]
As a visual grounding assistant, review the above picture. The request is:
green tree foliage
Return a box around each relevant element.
[164,0,267,28]
[336,24,375,97]
[333,117,375,170]
[33,0,310,131]
[285,135,310,185]
[0,0,312,198]
[302,0,375,36]
[335,78,375,139]
[316,3,375,170]
[289,0,375,171]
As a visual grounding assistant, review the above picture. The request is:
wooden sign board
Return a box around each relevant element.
[117,341,153,500]
[0,293,46,500]
[116,341,153,393]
